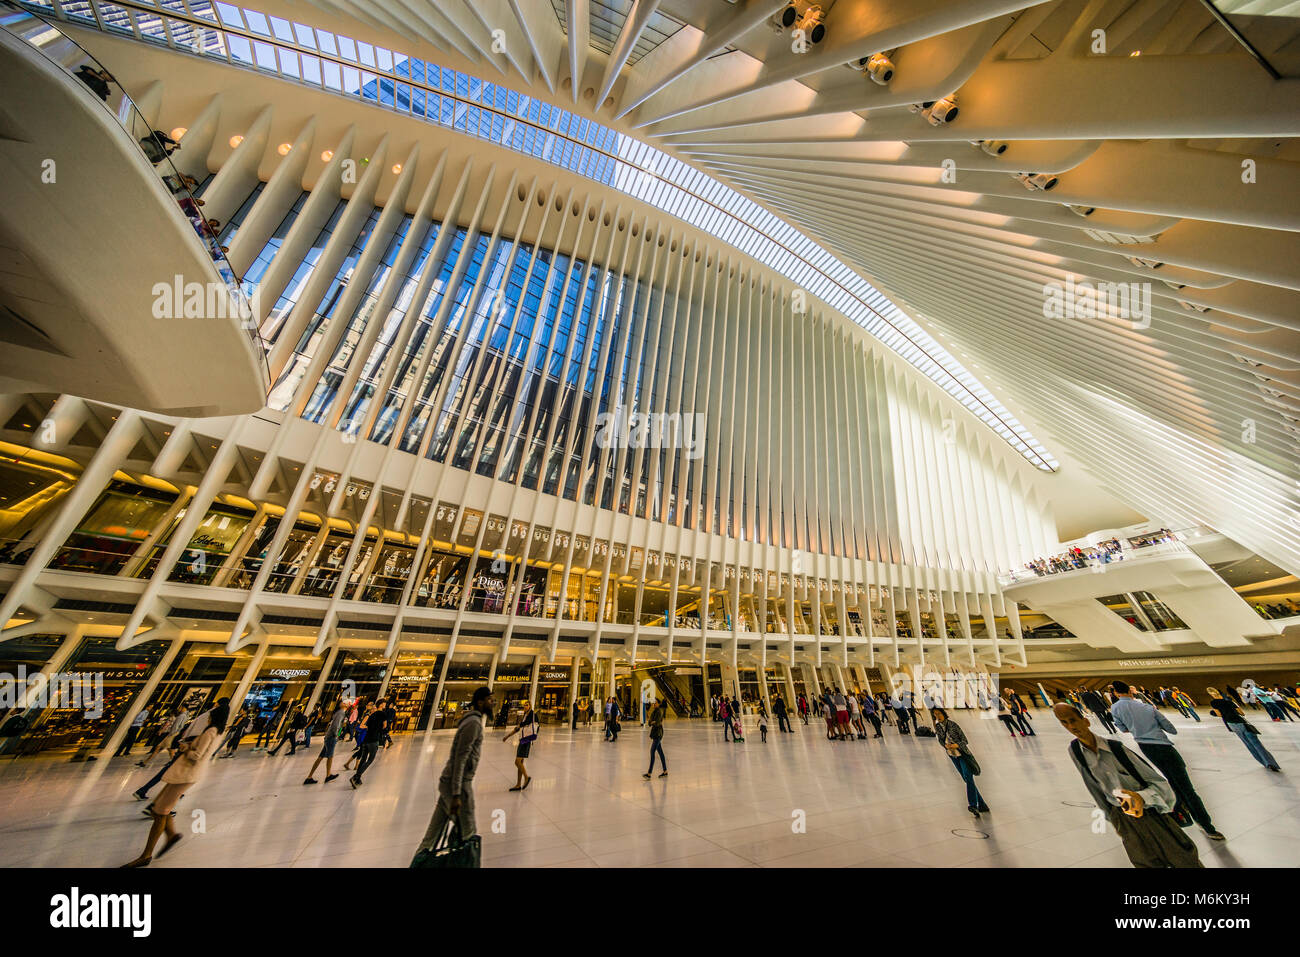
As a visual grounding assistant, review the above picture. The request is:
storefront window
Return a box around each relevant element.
[360,541,416,603]
[17,637,168,756]
[51,481,176,575]
[160,504,256,585]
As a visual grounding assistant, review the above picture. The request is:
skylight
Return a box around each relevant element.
[21,0,1058,471]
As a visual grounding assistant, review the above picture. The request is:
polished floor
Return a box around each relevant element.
[0,707,1297,868]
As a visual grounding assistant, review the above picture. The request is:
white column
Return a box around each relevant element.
[528,655,541,707]
[308,643,342,711]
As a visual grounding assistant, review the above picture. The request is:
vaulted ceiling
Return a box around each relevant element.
[94,0,1300,572]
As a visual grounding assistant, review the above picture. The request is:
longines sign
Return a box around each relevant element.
[1116,656,1215,668]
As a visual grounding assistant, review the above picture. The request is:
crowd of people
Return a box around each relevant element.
[98,666,1297,869]
[1013,529,1179,579]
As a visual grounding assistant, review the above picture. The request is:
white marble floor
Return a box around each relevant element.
[1,709,1297,868]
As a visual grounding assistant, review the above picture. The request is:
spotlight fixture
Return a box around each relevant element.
[1065,204,1095,217]
[321,149,334,162]
[170,127,187,141]
[1015,172,1058,191]
[228,134,244,148]
[976,139,1007,156]
[918,95,958,125]
[1127,256,1163,269]
[863,52,894,85]
[277,142,292,156]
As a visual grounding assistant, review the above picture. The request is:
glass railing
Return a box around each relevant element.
[998,529,1193,586]
[0,1,268,375]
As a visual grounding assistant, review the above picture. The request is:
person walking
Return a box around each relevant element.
[720,695,733,742]
[892,693,911,735]
[122,703,227,868]
[1053,703,1202,868]
[217,707,251,758]
[861,693,882,738]
[571,700,579,730]
[138,706,190,767]
[1079,686,1117,733]
[1006,692,1035,736]
[267,704,306,756]
[995,695,1023,737]
[643,698,667,779]
[1170,688,1200,722]
[796,693,809,725]
[303,699,348,785]
[773,694,792,733]
[503,699,537,791]
[133,698,225,804]
[349,698,390,788]
[411,686,492,865]
[931,707,990,818]
[1207,688,1280,771]
[1109,681,1224,841]
[605,696,622,742]
[115,706,149,757]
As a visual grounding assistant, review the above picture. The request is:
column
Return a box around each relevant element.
[308,643,342,711]
[528,654,541,707]
[568,657,581,726]
[227,642,270,718]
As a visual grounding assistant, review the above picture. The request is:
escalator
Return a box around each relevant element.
[630,665,703,718]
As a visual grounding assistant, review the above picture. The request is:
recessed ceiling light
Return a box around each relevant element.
[321,149,334,162]
[277,142,292,155]
[229,134,243,148]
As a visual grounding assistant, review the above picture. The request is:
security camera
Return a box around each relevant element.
[1065,204,1095,217]
[976,139,1007,156]
[863,52,894,84]
[770,0,798,32]
[925,94,958,125]
[794,3,826,43]
[1015,172,1058,191]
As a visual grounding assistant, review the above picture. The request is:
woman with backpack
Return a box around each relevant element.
[503,699,538,790]
[931,707,990,818]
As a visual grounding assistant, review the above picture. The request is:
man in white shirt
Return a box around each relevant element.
[1054,703,1202,868]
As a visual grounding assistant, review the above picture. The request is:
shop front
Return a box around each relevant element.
[1,634,168,756]
[387,649,440,731]
[242,646,327,726]
[534,664,571,724]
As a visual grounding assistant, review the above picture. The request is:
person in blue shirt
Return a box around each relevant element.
[1110,680,1224,841]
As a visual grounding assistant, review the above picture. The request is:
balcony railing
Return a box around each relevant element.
[0,0,267,370]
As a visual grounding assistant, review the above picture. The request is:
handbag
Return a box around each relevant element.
[964,752,981,776]
[521,717,539,744]
[410,820,482,869]
[295,730,307,745]
[1244,723,1261,735]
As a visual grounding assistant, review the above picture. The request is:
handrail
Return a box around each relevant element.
[0,0,269,383]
